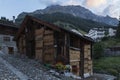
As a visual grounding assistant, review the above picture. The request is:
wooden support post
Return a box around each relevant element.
[66,34,70,64]
[80,41,84,78]
[25,25,29,57]
[25,21,35,59]
[54,31,58,63]
[42,27,45,63]
[90,43,93,60]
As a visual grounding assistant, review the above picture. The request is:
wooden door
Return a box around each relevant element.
[8,47,14,54]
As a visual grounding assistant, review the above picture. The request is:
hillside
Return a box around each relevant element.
[16,12,115,32]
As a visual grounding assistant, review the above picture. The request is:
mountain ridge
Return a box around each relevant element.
[16,12,115,32]
[16,5,118,26]
[15,5,119,33]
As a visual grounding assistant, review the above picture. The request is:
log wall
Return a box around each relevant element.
[35,28,44,61]
[69,48,80,76]
[35,28,54,64]
[84,44,92,75]
[18,35,26,54]
[43,30,54,63]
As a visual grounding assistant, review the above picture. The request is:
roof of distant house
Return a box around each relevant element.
[0,20,18,28]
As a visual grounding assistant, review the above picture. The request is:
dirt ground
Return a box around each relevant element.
[82,73,116,80]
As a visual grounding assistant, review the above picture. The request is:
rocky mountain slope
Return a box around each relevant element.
[16,12,115,32]
[16,5,118,26]
[15,5,119,33]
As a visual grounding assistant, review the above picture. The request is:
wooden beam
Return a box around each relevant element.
[0,26,17,36]
[66,33,70,64]
[25,20,36,59]
[32,18,61,32]
[80,40,84,78]
[42,27,45,63]
[54,31,58,63]
[91,43,93,60]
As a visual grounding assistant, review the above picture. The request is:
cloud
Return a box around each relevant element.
[39,0,84,6]
[102,2,120,19]
[38,0,120,19]
[39,0,63,6]
[85,0,107,7]
[62,0,82,5]
[83,0,120,19]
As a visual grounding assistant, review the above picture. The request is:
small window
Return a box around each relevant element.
[70,37,80,48]
[3,37,10,42]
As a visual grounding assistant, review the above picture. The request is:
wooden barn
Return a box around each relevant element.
[15,15,93,78]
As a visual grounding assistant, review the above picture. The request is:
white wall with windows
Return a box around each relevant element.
[0,34,17,54]
[87,28,116,41]
[108,28,116,37]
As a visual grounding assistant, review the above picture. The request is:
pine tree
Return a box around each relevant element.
[116,16,120,39]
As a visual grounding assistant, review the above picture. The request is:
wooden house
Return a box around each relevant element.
[15,15,93,78]
[0,20,18,54]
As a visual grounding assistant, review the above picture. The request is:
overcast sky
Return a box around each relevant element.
[0,0,120,20]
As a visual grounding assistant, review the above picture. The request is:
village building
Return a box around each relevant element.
[104,46,120,56]
[15,15,93,78]
[87,27,116,41]
[0,20,18,54]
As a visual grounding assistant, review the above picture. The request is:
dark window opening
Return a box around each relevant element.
[3,37,10,42]
[70,36,80,48]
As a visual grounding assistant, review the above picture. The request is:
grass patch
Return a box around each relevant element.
[101,37,120,48]
[93,57,120,76]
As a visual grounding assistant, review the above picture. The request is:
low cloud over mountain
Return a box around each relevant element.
[38,0,120,19]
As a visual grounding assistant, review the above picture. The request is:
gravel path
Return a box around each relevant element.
[0,57,20,80]
[0,57,29,80]
[0,52,116,80]
[0,53,64,80]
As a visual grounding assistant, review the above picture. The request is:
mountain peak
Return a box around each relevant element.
[47,5,61,7]
[17,5,119,26]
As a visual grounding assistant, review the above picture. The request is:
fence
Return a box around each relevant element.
[104,49,120,57]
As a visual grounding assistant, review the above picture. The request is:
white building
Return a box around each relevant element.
[108,28,116,37]
[0,21,18,54]
[87,27,116,41]
[0,34,17,54]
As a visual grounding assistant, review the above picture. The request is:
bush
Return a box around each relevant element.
[55,62,66,70]
[107,68,118,76]
[93,42,104,59]
[101,37,109,41]
[93,57,120,77]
